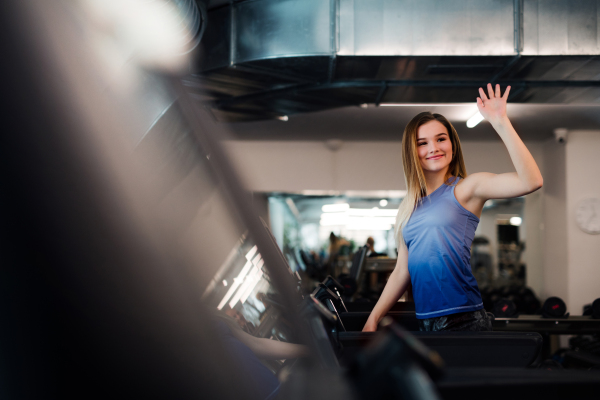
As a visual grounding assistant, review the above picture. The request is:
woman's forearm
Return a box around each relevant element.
[490,116,543,191]
[364,257,410,330]
[230,326,309,359]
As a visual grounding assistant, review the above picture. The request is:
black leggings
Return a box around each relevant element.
[418,309,494,332]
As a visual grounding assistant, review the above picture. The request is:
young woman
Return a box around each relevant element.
[363,84,543,332]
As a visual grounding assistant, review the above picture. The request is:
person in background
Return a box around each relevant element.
[366,236,382,258]
[326,232,350,264]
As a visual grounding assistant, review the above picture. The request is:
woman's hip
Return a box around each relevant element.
[418,309,494,332]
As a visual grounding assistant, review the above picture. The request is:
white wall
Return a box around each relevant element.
[224,140,404,192]
[224,140,544,191]
[565,130,600,315]
[524,188,544,297]
[541,140,568,302]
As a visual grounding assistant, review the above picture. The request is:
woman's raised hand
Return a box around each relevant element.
[476,83,510,124]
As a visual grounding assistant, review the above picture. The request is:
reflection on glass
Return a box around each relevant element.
[201,231,308,381]
[138,97,306,385]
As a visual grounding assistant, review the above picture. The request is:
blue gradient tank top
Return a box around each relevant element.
[402,177,483,319]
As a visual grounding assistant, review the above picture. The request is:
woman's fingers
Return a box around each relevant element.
[479,87,488,101]
[480,84,510,102]
[487,83,495,99]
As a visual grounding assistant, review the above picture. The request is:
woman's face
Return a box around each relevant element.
[416,120,453,173]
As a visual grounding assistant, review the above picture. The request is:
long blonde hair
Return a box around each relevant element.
[394,112,467,246]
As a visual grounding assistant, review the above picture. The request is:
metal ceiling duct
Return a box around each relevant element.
[191,0,600,122]
[131,0,207,142]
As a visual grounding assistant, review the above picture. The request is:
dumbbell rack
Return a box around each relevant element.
[493,315,600,334]
[493,315,600,360]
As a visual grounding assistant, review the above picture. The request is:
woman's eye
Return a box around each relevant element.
[438,138,446,142]
[418,142,426,146]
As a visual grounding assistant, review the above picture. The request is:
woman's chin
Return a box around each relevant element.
[421,164,450,173]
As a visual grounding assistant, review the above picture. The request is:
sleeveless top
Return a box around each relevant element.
[402,177,483,319]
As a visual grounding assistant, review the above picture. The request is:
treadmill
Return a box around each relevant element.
[313,276,543,368]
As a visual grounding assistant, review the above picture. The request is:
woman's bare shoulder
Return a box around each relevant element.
[457,173,495,196]
[455,173,495,215]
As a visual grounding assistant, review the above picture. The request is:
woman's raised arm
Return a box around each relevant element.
[461,83,543,202]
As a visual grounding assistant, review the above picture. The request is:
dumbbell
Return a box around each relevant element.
[542,296,569,318]
[584,298,600,319]
[518,287,542,315]
[493,298,518,318]
[593,298,600,319]
[494,285,520,313]
[481,287,500,312]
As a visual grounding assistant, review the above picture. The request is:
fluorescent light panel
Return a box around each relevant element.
[217,279,242,310]
[346,223,392,231]
[348,208,398,217]
[245,245,258,261]
[380,103,473,107]
[466,112,484,128]
[217,251,260,310]
[240,271,264,304]
[322,203,350,212]
[320,215,397,227]
[297,190,407,198]
[510,217,522,226]
[229,266,259,308]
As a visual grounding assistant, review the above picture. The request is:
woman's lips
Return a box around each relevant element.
[427,154,444,160]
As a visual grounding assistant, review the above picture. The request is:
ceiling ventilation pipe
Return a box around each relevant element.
[193,0,600,122]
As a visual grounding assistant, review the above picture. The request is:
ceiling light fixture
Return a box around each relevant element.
[348,208,397,217]
[217,259,254,310]
[347,222,393,231]
[277,115,289,121]
[466,111,484,128]
[322,203,350,212]
[510,216,522,226]
[380,103,473,107]
[245,245,258,261]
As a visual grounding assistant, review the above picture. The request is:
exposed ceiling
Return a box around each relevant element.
[201,0,232,10]
[191,0,600,141]
[218,103,600,142]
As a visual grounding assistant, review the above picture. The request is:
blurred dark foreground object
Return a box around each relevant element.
[346,318,444,400]
[0,2,298,399]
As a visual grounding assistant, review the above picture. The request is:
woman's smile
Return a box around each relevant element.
[427,154,445,161]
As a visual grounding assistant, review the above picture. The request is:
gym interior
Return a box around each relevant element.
[3,1,600,399]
